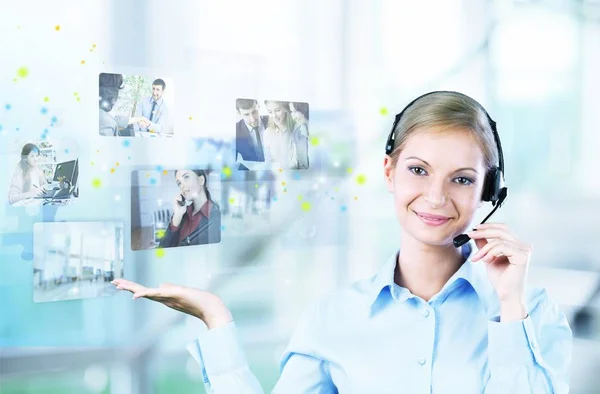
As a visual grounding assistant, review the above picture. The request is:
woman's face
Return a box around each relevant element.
[289,103,306,125]
[266,102,287,127]
[175,170,204,200]
[26,151,39,167]
[383,128,487,247]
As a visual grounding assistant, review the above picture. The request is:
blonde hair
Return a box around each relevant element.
[265,101,295,132]
[388,92,499,170]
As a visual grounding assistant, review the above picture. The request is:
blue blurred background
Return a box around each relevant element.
[1,0,600,392]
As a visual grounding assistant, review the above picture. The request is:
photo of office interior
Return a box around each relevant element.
[32,222,124,303]
[6,139,79,207]
[2,1,600,393]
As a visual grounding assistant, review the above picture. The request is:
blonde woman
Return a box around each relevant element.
[263,100,298,169]
[113,92,571,393]
[8,143,47,204]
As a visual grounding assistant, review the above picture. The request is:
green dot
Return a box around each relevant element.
[92,178,102,188]
[255,183,258,188]
[229,197,235,204]
[297,195,303,201]
[310,136,320,146]
[155,248,165,258]
[346,167,353,174]
[356,174,367,185]
[301,201,311,212]
[380,107,389,116]
[222,166,232,178]
[17,67,29,78]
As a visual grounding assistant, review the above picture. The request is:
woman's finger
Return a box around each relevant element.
[133,286,179,300]
[474,222,509,231]
[471,239,503,261]
[112,279,146,293]
[468,228,517,242]
[479,242,527,265]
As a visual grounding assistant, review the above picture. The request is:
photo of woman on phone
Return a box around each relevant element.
[158,169,221,248]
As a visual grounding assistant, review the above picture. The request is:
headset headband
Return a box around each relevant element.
[386,91,504,175]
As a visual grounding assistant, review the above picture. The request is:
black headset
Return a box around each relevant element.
[385,91,508,248]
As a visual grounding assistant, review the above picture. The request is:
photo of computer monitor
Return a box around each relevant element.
[53,159,78,184]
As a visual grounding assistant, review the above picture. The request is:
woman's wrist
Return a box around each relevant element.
[499,299,527,322]
[171,214,183,227]
[201,303,233,330]
[204,313,233,330]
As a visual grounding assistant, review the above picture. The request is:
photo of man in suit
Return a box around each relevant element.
[236,98,268,170]
[135,78,171,135]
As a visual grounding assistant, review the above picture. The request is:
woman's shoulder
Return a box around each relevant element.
[12,163,24,175]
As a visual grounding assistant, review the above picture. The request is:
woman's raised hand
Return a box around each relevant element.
[171,194,187,226]
[111,279,233,329]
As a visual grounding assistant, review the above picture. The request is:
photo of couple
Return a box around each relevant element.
[99,73,174,137]
[235,98,310,171]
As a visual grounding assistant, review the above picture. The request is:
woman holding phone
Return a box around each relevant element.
[158,169,221,247]
[114,92,571,393]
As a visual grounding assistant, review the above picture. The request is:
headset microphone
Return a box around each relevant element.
[452,187,507,247]
[384,91,508,249]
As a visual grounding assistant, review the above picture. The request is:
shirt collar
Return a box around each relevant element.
[245,121,261,133]
[187,199,212,219]
[366,242,494,316]
[150,97,163,105]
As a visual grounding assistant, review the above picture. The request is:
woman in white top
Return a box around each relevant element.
[8,143,47,205]
[290,102,310,169]
[263,101,298,169]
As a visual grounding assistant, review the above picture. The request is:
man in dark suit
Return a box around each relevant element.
[236,99,268,170]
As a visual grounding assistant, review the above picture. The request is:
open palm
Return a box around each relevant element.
[111,279,232,329]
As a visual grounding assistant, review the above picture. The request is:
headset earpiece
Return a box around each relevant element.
[482,166,499,202]
[482,166,507,207]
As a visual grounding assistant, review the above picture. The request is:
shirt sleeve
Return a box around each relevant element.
[114,115,130,129]
[263,130,273,163]
[186,301,337,394]
[186,322,265,394]
[484,289,572,394]
[8,166,26,204]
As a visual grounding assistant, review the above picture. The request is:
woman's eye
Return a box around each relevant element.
[408,166,427,176]
[455,177,474,186]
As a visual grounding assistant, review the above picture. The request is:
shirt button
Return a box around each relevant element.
[422,309,430,317]
[418,358,426,365]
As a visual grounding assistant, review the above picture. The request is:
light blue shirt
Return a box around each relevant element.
[135,96,170,133]
[186,243,572,393]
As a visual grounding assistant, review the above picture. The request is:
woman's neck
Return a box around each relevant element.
[394,234,465,302]
[192,192,208,214]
